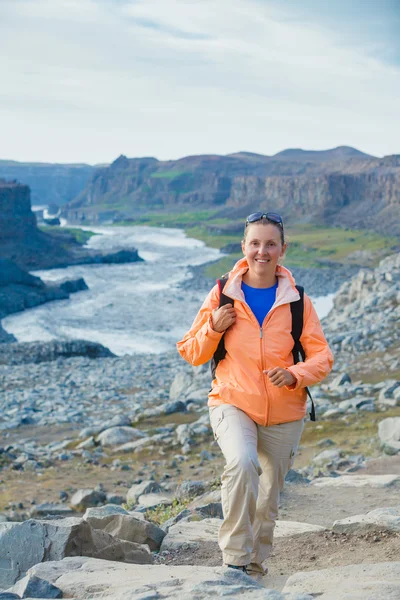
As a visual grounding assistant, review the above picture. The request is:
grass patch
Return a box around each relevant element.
[143,497,192,525]
[284,225,398,268]
[39,226,96,245]
[301,407,400,456]
[150,170,187,180]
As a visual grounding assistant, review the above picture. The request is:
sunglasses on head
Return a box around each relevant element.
[245,212,283,228]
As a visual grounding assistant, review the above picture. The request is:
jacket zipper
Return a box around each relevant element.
[225,293,271,427]
[259,327,270,426]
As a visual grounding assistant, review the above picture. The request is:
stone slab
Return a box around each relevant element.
[29,556,313,599]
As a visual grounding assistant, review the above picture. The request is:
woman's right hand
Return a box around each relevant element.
[211,304,236,333]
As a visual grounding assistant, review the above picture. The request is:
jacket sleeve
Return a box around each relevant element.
[176,284,224,366]
[286,293,334,389]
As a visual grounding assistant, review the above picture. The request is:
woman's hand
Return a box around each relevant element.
[264,367,296,388]
[211,304,236,333]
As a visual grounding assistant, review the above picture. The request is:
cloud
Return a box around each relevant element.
[0,0,399,162]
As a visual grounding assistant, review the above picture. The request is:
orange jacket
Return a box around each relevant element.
[177,258,334,426]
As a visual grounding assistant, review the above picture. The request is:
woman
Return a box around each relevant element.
[177,212,333,575]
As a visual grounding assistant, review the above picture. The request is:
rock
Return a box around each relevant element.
[29,504,76,518]
[160,517,325,552]
[6,574,63,598]
[96,426,146,447]
[285,469,310,484]
[83,506,166,551]
[169,371,193,401]
[1,517,152,588]
[76,437,95,450]
[162,503,223,532]
[330,373,352,387]
[135,493,173,511]
[114,437,153,453]
[378,417,400,454]
[333,506,400,534]
[96,249,143,264]
[274,521,326,537]
[310,474,400,488]
[0,340,114,365]
[0,520,47,588]
[175,480,207,501]
[160,517,221,551]
[283,561,400,599]
[187,490,222,509]
[312,449,342,467]
[126,480,163,505]
[161,400,187,415]
[29,556,309,599]
[70,489,106,511]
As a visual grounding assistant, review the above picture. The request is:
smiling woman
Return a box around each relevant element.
[177,211,333,574]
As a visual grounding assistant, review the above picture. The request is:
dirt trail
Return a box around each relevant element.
[157,456,400,591]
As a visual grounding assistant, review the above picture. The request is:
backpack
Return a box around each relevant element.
[210,277,316,421]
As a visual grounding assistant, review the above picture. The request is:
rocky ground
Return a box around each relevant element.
[0,253,399,598]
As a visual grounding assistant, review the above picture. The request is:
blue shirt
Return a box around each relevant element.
[241,281,278,327]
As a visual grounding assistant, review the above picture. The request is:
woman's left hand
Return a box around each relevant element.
[264,367,296,388]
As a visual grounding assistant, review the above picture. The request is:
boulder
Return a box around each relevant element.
[96,426,146,447]
[175,480,207,501]
[126,480,163,505]
[70,489,106,511]
[333,506,400,534]
[0,517,152,588]
[0,521,48,588]
[83,506,166,551]
[283,561,400,599]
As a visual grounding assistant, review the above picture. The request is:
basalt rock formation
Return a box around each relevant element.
[0,180,143,270]
[63,147,400,236]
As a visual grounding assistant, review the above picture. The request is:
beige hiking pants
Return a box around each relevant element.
[209,404,304,570]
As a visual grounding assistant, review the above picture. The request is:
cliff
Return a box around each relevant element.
[62,148,400,236]
[0,181,143,270]
[0,181,71,268]
[0,160,94,206]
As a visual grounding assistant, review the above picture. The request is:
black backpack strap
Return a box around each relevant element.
[210,277,230,379]
[291,285,316,422]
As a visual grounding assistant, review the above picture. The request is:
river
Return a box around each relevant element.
[3,226,334,355]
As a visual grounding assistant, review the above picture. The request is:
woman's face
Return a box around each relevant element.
[241,223,286,277]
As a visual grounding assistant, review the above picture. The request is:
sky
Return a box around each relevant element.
[1,0,399,164]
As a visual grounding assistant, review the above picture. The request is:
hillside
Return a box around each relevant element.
[62,147,400,236]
